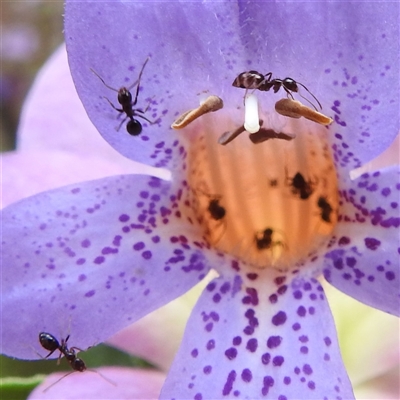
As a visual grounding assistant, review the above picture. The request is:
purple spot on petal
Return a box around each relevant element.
[81,239,91,248]
[261,352,271,365]
[246,338,258,352]
[297,306,306,317]
[292,323,301,331]
[272,311,287,326]
[308,381,316,390]
[324,337,332,346]
[365,237,381,250]
[133,242,145,251]
[273,356,284,366]
[203,365,212,375]
[303,364,313,375]
[225,347,237,360]
[241,368,252,382]
[267,336,282,349]
[233,336,242,346]
[222,370,236,396]
[206,340,215,350]
[119,214,130,222]
[94,256,105,264]
[191,349,198,358]
[142,250,152,259]
[78,274,86,281]
[85,290,95,297]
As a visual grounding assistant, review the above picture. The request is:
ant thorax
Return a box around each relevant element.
[181,109,338,270]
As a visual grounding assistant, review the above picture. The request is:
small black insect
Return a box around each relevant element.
[207,198,226,221]
[233,70,322,110]
[91,57,155,136]
[317,196,333,223]
[254,228,285,252]
[39,332,86,372]
[286,169,318,200]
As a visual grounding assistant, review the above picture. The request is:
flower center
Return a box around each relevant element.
[182,96,338,270]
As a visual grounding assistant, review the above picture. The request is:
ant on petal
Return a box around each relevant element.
[233,70,322,110]
[38,332,114,392]
[285,168,318,200]
[317,196,333,223]
[39,332,86,371]
[207,197,226,221]
[91,57,155,136]
[254,227,286,255]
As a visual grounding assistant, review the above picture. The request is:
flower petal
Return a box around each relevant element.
[28,367,165,400]
[65,1,239,168]
[161,270,354,399]
[107,271,217,371]
[1,150,153,208]
[1,175,212,359]
[65,1,398,168]
[323,165,400,315]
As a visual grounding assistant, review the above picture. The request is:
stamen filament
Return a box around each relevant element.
[244,94,260,133]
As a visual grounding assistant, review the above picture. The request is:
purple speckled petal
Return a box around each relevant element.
[337,165,400,228]
[65,1,398,169]
[161,270,354,400]
[1,174,212,359]
[323,168,400,316]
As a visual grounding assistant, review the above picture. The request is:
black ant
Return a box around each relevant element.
[207,197,226,221]
[254,228,286,252]
[317,196,333,223]
[91,57,155,136]
[285,168,318,200]
[39,332,86,372]
[38,332,114,391]
[232,71,322,110]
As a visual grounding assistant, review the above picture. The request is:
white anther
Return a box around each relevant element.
[244,94,260,133]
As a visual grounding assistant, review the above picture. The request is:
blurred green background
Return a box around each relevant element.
[1,1,64,152]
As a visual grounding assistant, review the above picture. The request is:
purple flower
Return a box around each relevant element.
[2,2,399,399]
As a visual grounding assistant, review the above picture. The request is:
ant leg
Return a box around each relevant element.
[90,68,119,93]
[283,87,295,100]
[102,96,123,113]
[43,371,76,392]
[130,57,150,107]
[116,116,129,132]
[135,114,157,126]
[296,81,322,110]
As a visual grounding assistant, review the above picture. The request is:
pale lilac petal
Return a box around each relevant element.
[1,175,213,359]
[65,1,398,169]
[3,42,168,208]
[323,283,400,388]
[323,166,400,315]
[107,272,216,371]
[1,150,151,208]
[28,367,165,400]
[161,271,354,399]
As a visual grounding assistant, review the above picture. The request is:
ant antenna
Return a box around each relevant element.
[295,81,322,110]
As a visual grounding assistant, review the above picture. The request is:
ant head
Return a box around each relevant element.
[118,88,132,105]
[126,119,143,136]
[39,332,59,352]
[263,228,273,236]
[292,172,306,186]
[282,78,298,92]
